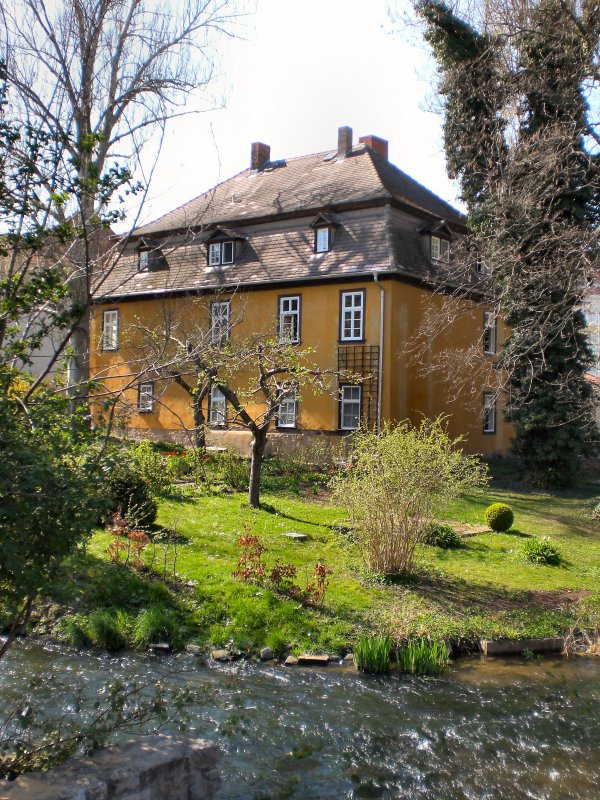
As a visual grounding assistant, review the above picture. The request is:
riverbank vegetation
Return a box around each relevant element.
[6,444,599,657]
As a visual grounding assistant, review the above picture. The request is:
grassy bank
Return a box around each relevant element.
[26,459,600,655]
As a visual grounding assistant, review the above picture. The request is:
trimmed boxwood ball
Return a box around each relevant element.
[484,502,514,532]
[105,462,158,527]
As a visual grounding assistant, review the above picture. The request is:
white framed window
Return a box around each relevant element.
[483,311,497,355]
[431,235,450,262]
[138,381,154,413]
[277,389,297,428]
[340,385,361,430]
[208,240,235,266]
[102,309,119,351]
[279,295,301,343]
[315,227,330,253]
[209,385,227,426]
[138,250,149,271]
[483,393,496,434]
[340,290,365,341]
[210,301,230,344]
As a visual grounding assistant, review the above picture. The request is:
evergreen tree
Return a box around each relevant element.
[417,0,600,485]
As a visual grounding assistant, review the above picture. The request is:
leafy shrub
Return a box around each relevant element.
[87,609,130,651]
[332,419,488,576]
[423,522,462,549]
[355,634,393,674]
[521,536,561,565]
[105,462,158,527]
[132,606,183,649]
[218,452,250,491]
[396,638,449,675]
[129,440,171,495]
[55,615,92,649]
[484,502,514,532]
[164,451,194,481]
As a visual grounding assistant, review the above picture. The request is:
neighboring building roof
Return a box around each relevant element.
[94,132,467,301]
[132,142,465,237]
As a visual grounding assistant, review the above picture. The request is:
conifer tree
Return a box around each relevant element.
[417,0,600,485]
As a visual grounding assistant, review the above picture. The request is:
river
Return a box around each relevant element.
[1,640,599,799]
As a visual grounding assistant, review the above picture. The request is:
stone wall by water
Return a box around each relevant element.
[1,735,220,800]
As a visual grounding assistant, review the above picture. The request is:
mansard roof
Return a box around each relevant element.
[131,143,465,237]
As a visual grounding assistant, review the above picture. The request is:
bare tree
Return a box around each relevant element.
[125,294,346,508]
[2,0,243,407]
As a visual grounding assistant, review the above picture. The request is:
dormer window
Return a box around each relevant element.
[138,250,149,271]
[431,235,450,262]
[310,213,338,254]
[315,227,330,253]
[208,240,235,266]
[136,240,167,272]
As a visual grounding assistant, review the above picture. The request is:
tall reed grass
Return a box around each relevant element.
[396,638,449,675]
[354,634,393,674]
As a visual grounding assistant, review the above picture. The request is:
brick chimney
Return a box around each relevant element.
[250,142,270,172]
[337,126,353,160]
[359,135,389,160]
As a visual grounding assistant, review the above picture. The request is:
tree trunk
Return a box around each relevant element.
[248,427,268,509]
[192,396,207,451]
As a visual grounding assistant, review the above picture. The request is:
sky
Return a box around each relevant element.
[132,0,462,229]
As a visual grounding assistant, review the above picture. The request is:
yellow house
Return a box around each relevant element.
[91,127,510,456]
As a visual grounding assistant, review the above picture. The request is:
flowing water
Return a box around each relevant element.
[1,640,599,799]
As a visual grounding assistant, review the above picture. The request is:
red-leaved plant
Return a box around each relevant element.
[233,529,332,606]
[106,508,149,569]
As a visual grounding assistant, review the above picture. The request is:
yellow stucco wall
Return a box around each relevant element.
[90,278,511,455]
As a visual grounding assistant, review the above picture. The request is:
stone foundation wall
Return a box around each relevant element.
[2,735,220,800]
[114,426,352,463]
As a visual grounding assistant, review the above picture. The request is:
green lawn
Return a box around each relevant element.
[48,461,599,655]
[2,468,597,786]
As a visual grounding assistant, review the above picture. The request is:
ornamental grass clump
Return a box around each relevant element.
[423,522,462,549]
[355,634,393,674]
[332,419,488,576]
[132,606,184,649]
[521,536,562,566]
[396,639,450,676]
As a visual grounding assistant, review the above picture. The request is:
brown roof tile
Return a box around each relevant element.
[94,144,464,300]
[132,144,464,236]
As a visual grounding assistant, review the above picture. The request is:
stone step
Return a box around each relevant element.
[297,654,330,666]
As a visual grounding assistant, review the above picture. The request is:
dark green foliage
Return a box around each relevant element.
[522,537,562,566]
[104,462,158,527]
[396,639,450,675]
[484,503,514,532]
[0,390,105,653]
[423,522,462,549]
[354,634,393,674]
[417,0,600,486]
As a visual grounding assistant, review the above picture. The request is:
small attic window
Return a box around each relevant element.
[310,214,338,254]
[315,227,330,253]
[137,241,167,272]
[208,240,235,266]
[431,235,450,263]
[138,250,149,271]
